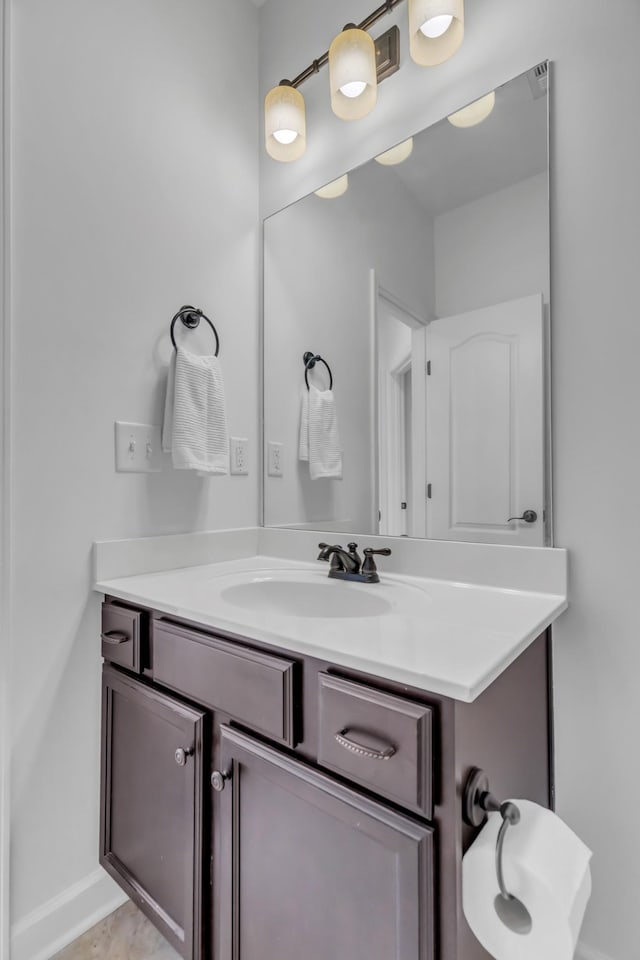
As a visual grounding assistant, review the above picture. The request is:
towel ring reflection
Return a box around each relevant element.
[303,351,333,391]
[170,305,220,356]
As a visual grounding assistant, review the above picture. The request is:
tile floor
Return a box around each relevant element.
[52,901,179,960]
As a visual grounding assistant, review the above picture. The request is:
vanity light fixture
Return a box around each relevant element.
[375,137,414,165]
[264,0,465,162]
[265,82,307,162]
[408,0,464,66]
[314,175,349,199]
[329,25,378,121]
[447,90,496,128]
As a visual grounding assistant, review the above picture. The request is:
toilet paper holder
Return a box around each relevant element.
[463,767,522,906]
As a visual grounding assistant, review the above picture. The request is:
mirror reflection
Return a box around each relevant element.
[263,63,550,545]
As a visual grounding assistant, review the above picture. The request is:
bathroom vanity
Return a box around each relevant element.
[96,539,566,960]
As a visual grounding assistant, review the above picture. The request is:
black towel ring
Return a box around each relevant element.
[170,305,220,356]
[303,351,333,391]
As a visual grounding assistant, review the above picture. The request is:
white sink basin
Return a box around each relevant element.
[221,579,393,618]
[217,569,431,619]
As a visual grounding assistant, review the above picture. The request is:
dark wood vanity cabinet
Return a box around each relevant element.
[99,598,551,960]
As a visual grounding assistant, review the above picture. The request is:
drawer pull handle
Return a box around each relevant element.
[335,729,396,760]
[175,747,194,767]
[101,630,129,645]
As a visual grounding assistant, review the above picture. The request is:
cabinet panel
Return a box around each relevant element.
[217,725,434,960]
[153,619,297,745]
[100,665,206,960]
[318,673,433,817]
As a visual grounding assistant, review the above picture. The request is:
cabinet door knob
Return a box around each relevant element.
[211,769,231,792]
[175,747,194,767]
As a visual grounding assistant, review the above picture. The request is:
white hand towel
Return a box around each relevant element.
[162,353,176,454]
[299,389,309,461]
[307,385,343,480]
[166,346,229,474]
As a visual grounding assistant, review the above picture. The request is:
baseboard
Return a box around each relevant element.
[11,868,128,960]
[575,941,615,960]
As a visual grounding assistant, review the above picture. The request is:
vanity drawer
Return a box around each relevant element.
[318,674,433,818]
[152,619,297,746]
[101,602,141,672]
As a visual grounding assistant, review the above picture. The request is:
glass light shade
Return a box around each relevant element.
[314,175,349,199]
[375,138,414,166]
[265,84,306,162]
[329,28,377,121]
[447,91,496,128]
[409,0,464,66]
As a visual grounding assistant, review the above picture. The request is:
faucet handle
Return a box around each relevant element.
[317,542,331,561]
[362,547,392,581]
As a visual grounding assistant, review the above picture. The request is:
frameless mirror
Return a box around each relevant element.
[263,63,551,546]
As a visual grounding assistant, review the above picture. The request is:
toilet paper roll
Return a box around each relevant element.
[462,800,592,960]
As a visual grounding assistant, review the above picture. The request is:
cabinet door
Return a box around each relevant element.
[216,726,435,960]
[100,665,206,960]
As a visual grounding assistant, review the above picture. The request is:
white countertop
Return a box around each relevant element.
[95,552,567,703]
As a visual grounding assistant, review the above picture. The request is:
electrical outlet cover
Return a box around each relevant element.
[267,441,283,478]
[230,437,249,475]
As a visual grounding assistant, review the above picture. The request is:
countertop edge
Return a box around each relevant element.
[94,572,567,704]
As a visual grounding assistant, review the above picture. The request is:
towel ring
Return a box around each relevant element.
[303,351,333,391]
[170,305,220,356]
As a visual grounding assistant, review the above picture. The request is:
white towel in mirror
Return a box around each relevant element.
[299,384,342,480]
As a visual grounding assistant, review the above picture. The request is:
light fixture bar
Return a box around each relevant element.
[285,0,406,90]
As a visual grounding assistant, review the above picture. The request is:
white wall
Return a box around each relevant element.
[263,161,432,532]
[8,0,259,956]
[259,2,640,958]
[434,172,549,317]
[1,0,11,954]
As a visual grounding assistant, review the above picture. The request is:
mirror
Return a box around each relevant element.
[263,63,550,546]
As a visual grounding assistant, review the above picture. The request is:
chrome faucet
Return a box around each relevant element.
[317,542,392,584]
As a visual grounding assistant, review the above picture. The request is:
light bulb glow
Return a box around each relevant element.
[447,90,496,128]
[314,175,349,199]
[273,129,298,145]
[265,84,306,162]
[409,0,464,66]
[419,13,453,38]
[329,28,377,120]
[375,138,414,166]
[340,80,367,99]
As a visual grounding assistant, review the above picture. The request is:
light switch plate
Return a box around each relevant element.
[267,441,283,477]
[115,422,163,473]
[230,437,249,475]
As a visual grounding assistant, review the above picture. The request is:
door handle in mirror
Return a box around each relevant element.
[507,510,538,524]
